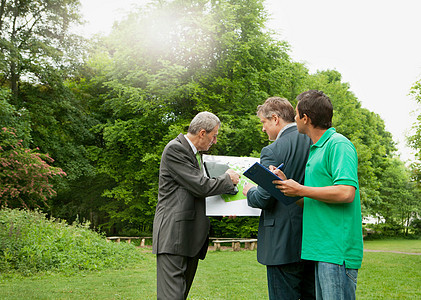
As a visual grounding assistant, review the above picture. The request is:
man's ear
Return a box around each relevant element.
[198,129,207,137]
[302,113,310,125]
[272,114,279,124]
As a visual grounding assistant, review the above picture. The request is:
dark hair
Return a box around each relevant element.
[256,97,295,123]
[296,90,333,129]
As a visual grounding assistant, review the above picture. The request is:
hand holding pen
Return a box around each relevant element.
[269,162,287,180]
[270,163,302,197]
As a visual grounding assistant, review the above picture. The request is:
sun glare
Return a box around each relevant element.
[144,11,180,50]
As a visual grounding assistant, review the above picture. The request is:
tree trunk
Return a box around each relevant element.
[10,61,19,99]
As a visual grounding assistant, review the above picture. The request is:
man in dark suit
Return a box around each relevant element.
[153,111,240,300]
[243,97,315,299]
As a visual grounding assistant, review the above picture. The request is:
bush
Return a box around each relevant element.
[210,216,259,238]
[0,127,66,209]
[411,219,421,235]
[367,223,405,238]
[0,208,143,275]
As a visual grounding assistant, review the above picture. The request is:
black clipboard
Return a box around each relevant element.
[243,162,297,206]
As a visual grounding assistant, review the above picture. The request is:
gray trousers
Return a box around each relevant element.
[156,253,200,300]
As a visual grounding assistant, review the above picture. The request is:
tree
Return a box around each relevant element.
[0,0,83,98]
[376,159,412,225]
[406,78,421,234]
[66,0,407,236]
[0,86,31,143]
[408,78,421,170]
[67,0,306,234]
[0,127,66,208]
[17,82,102,225]
[0,0,99,225]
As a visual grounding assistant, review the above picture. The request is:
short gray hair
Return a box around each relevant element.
[188,111,221,134]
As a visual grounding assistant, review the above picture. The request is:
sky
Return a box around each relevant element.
[77,0,421,161]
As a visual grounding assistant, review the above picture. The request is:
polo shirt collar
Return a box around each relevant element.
[312,127,336,148]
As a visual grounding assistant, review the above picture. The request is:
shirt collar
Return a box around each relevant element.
[312,127,336,148]
[276,123,296,140]
[184,134,198,154]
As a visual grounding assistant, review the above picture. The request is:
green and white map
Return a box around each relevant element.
[203,155,261,216]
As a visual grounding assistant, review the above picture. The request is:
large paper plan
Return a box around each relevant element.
[203,155,261,216]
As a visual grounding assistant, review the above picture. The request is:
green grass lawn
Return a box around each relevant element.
[0,239,420,299]
[363,238,421,253]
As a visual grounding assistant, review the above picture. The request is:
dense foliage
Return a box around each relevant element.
[0,208,143,275]
[407,78,421,233]
[408,78,421,174]
[0,0,83,97]
[0,0,419,238]
[0,127,66,208]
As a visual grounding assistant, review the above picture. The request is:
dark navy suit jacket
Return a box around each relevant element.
[247,125,311,265]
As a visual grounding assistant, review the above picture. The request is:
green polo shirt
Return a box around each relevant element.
[301,128,363,269]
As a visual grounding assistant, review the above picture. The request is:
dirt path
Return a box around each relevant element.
[364,249,421,255]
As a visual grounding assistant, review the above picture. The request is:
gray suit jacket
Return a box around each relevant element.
[247,125,311,265]
[153,133,235,259]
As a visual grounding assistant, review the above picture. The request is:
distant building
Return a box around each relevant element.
[363,215,385,225]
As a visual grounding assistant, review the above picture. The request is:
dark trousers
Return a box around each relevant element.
[267,260,316,300]
[156,253,200,300]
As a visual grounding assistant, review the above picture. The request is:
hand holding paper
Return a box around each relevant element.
[242,182,256,196]
[225,169,240,185]
[272,176,302,197]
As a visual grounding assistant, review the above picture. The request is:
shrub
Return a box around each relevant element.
[210,216,259,238]
[0,208,143,275]
[411,219,421,235]
[0,127,66,209]
[368,223,405,238]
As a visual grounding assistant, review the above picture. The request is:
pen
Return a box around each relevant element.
[276,163,284,170]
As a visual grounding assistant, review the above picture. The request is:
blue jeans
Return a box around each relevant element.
[315,262,358,300]
[267,260,315,300]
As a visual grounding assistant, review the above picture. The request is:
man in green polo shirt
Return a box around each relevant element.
[273,90,363,299]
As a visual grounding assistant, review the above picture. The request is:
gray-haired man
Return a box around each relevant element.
[153,111,240,299]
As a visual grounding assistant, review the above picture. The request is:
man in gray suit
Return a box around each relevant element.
[153,111,240,300]
[243,97,315,299]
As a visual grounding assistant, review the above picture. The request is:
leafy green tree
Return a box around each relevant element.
[375,159,413,228]
[67,0,407,237]
[408,78,421,176]
[37,0,405,238]
[0,0,83,98]
[70,0,306,234]
[19,82,103,226]
[406,78,421,234]
[0,86,31,143]
[0,0,100,223]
